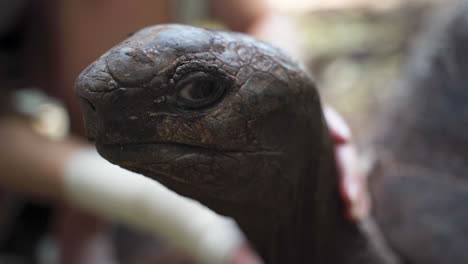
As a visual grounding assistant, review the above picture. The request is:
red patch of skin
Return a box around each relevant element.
[324,107,371,222]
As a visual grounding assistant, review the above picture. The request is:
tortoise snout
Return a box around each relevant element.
[75,59,119,94]
[75,60,115,141]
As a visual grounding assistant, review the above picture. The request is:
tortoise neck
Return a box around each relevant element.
[235,144,341,264]
[235,206,319,264]
[235,140,385,264]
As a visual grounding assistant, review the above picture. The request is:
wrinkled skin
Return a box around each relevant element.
[76,24,377,264]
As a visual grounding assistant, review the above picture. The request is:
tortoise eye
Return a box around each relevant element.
[175,72,225,109]
[178,80,216,101]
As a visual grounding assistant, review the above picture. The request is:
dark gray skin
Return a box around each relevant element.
[75,24,380,264]
[369,2,468,264]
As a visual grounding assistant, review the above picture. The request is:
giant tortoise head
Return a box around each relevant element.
[76,24,341,264]
[76,24,331,211]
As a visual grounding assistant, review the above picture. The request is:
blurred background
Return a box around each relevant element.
[0,0,448,263]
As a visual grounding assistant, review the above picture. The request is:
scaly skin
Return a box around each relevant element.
[76,24,378,264]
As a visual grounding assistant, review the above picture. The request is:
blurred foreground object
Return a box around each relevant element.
[12,88,69,141]
[368,0,468,263]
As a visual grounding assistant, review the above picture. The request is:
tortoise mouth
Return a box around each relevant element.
[96,141,282,165]
[96,141,283,192]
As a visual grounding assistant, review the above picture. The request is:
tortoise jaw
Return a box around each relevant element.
[95,141,288,206]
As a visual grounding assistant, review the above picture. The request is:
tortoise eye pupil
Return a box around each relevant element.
[178,80,220,105]
[189,81,215,100]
